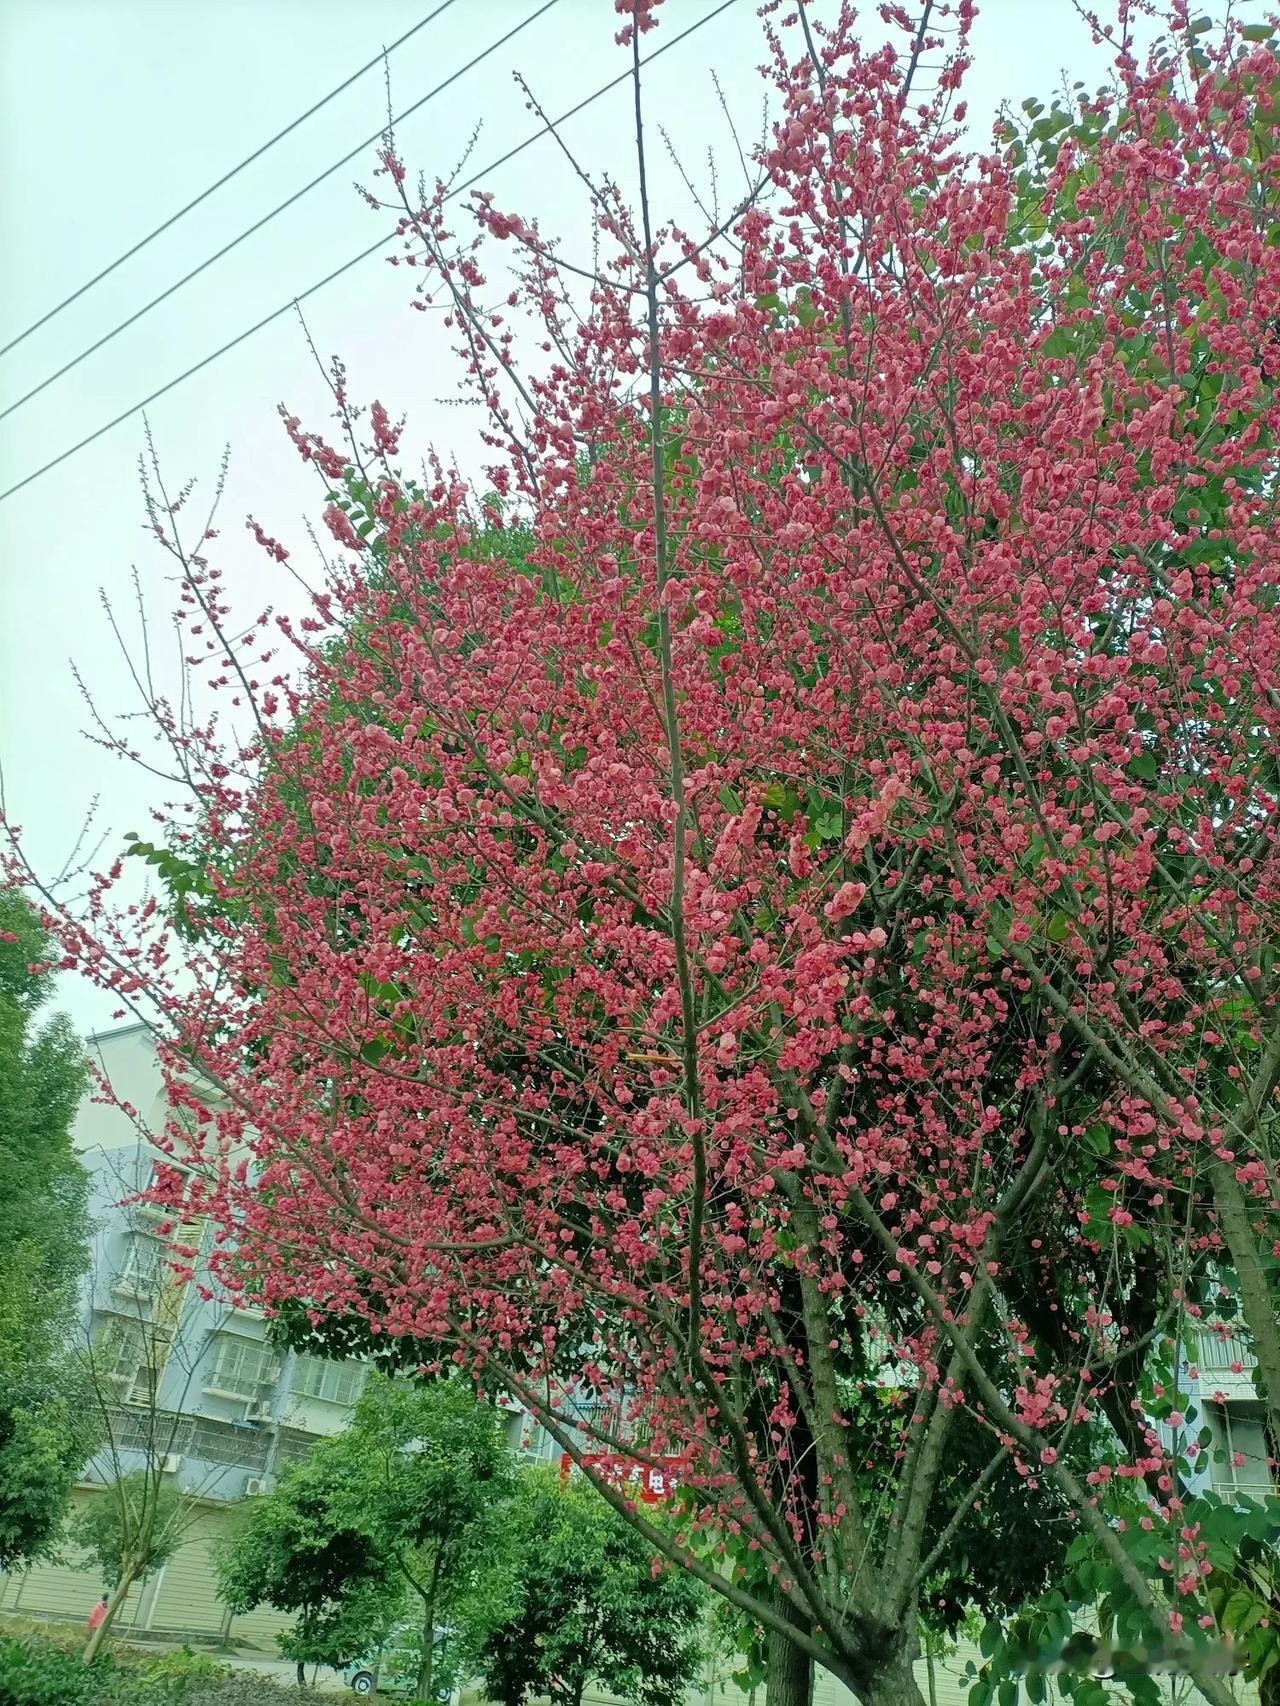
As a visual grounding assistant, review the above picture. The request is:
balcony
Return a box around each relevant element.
[129,1200,171,1228]
[1196,1329,1258,1404]
[110,1268,161,1302]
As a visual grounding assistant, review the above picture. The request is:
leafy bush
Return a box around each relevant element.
[0,1619,83,1657]
[128,1647,234,1691]
[0,1633,101,1705]
[0,1634,302,1706]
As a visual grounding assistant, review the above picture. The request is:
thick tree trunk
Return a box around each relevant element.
[1209,1160,1280,1442]
[853,1641,928,1706]
[766,1624,813,1706]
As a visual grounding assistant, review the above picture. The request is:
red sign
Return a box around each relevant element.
[560,1451,679,1504]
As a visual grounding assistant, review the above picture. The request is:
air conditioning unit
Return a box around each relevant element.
[243,1477,267,1497]
[244,1401,274,1422]
[160,1454,183,1474]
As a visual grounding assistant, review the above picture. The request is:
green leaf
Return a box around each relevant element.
[1085,1123,1111,1156]
[1041,326,1077,359]
[1222,1589,1267,1634]
[1046,910,1070,943]
[987,902,1012,948]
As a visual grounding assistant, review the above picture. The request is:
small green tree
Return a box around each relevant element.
[71,1236,249,1662]
[214,1448,402,1688]
[336,1375,516,1701]
[0,889,93,1574]
[478,1470,704,1706]
[217,1374,514,1697]
[69,1469,184,1661]
[282,1582,411,1690]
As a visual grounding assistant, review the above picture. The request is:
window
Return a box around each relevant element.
[274,1430,317,1470]
[290,1355,366,1408]
[516,1420,559,1464]
[188,1418,269,1470]
[1216,1413,1274,1501]
[94,1317,172,1404]
[112,1237,165,1298]
[133,1160,189,1219]
[109,1407,193,1457]
[98,1319,146,1385]
[205,1335,279,1399]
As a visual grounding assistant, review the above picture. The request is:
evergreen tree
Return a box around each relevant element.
[0,888,93,1570]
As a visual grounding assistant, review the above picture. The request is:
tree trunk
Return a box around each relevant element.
[414,1553,441,1701]
[417,1630,434,1703]
[296,1658,307,1688]
[853,1639,928,1706]
[766,1624,813,1706]
[82,1567,137,1664]
[1209,1159,1280,1442]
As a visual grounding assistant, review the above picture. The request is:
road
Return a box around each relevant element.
[218,1653,348,1692]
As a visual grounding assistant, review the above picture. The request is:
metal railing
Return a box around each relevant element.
[1197,1330,1256,1373]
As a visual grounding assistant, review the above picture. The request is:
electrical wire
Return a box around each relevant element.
[0,0,559,424]
[0,0,737,506]
[0,2,457,361]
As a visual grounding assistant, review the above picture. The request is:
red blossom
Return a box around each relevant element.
[10,2,1280,1690]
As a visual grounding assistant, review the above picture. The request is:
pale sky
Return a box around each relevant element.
[0,0,1227,1033]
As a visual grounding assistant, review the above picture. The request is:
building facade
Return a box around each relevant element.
[0,1024,381,1645]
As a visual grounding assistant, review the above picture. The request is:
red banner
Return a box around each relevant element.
[559,1451,678,1504]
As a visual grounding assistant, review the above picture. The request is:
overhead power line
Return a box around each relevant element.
[0,0,559,425]
[0,2,457,362]
[0,0,737,506]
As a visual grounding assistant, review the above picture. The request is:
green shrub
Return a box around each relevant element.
[130,1648,234,1691]
[0,1634,303,1706]
[0,1633,101,1705]
[0,1620,83,1659]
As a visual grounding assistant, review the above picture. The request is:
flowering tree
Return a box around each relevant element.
[11,5,1280,1706]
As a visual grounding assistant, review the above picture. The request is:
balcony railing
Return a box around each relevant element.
[96,1407,272,1473]
[1197,1330,1256,1373]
